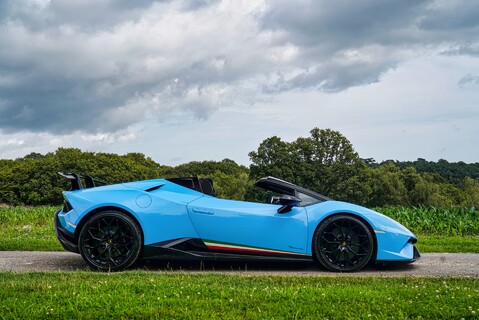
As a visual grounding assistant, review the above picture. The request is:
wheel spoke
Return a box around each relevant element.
[97,220,105,234]
[103,217,113,228]
[324,231,341,242]
[345,248,358,257]
[87,230,103,241]
[321,235,340,244]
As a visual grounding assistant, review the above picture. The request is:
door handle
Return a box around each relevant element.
[191,208,214,215]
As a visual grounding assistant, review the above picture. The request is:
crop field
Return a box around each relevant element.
[376,206,479,236]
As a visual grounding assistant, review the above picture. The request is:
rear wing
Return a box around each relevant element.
[58,172,107,191]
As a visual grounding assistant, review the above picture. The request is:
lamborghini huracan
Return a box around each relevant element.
[54,173,420,272]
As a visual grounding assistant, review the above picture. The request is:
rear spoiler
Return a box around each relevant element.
[58,172,107,191]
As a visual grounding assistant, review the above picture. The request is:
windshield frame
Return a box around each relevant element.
[254,176,331,206]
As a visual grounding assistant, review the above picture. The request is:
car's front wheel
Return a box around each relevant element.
[313,214,374,272]
[78,211,143,271]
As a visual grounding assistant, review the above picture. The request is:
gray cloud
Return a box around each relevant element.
[458,74,479,87]
[0,0,478,135]
[0,0,257,134]
[261,0,430,50]
[257,0,429,92]
[419,1,479,31]
[0,0,172,31]
[441,44,479,57]
[259,0,479,92]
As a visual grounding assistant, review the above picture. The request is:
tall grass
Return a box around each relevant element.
[0,205,57,225]
[0,206,62,251]
[377,206,479,236]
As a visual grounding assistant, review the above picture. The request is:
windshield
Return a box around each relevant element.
[254,176,330,206]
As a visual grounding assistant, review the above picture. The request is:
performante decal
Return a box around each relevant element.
[203,240,309,256]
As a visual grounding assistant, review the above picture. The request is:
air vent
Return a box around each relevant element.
[63,200,73,213]
[145,185,163,192]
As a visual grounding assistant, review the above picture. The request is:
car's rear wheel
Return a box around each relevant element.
[313,214,374,272]
[78,211,142,271]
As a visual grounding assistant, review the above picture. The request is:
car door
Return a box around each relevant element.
[187,196,309,256]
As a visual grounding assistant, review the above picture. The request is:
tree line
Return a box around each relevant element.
[0,128,478,208]
[364,158,479,184]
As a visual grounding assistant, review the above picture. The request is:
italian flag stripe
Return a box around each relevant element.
[203,240,309,256]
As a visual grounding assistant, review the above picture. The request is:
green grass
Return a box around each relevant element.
[0,206,63,251]
[417,235,479,253]
[1,272,478,319]
[1,206,479,252]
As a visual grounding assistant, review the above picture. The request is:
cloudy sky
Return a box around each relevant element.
[1,0,478,165]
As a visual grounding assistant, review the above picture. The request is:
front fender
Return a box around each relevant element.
[305,201,418,261]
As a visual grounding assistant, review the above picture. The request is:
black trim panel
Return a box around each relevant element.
[413,246,421,260]
[142,238,313,262]
[58,172,107,190]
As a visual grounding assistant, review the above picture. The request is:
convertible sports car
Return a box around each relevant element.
[55,173,420,272]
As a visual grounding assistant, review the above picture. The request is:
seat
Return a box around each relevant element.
[265,194,280,204]
[266,194,274,204]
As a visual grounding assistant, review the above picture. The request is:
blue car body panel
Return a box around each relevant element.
[188,197,309,256]
[56,176,419,265]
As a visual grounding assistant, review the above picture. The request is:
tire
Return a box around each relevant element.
[78,211,143,271]
[313,214,374,272]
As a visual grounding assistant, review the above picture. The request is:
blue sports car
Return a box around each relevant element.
[55,173,420,272]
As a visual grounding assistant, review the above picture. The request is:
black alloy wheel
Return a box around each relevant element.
[78,211,142,271]
[313,215,374,272]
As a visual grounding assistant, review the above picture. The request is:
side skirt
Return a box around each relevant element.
[142,238,313,262]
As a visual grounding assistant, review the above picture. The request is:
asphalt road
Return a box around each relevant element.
[1,251,478,277]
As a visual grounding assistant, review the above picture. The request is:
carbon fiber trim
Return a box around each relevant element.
[143,238,313,262]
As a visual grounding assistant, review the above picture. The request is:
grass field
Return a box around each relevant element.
[1,272,478,319]
[1,205,479,253]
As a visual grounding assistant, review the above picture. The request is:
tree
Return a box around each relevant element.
[249,136,298,183]
[248,128,367,202]
[367,163,408,207]
[462,177,479,208]
[307,128,359,165]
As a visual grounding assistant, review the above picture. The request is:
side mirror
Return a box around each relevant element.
[276,195,302,214]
